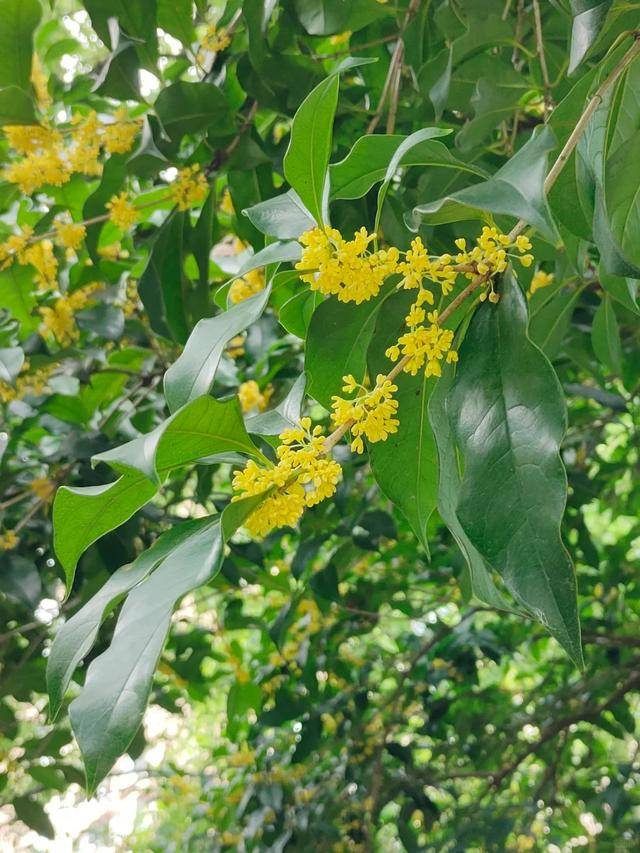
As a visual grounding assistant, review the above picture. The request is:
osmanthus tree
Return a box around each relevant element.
[1,0,640,849]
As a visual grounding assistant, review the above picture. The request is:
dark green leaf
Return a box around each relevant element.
[0,0,41,125]
[155,81,234,141]
[569,0,612,74]
[164,285,272,412]
[448,269,583,666]
[591,294,622,374]
[410,128,558,242]
[13,796,55,840]
[283,74,339,225]
[243,190,316,239]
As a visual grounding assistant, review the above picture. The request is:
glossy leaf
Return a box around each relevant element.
[591,294,622,375]
[368,291,438,555]
[68,497,261,794]
[164,285,272,412]
[93,395,260,483]
[0,0,41,124]
[47,518,215,719]
[448,270,583,666]
[53,473,157,591]
[528,286,584,360]
[604,129,640,270]
[246,375,306,436]
[0,346,24,383]
[283,74,339,225]
[410,128,558,242]
[569,0,612,74]
[243,190,316,238]
[154,81,234,141]
[429,362,510,611]
[305,285,392,409]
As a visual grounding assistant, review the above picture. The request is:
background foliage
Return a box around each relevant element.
[1,0,640,850]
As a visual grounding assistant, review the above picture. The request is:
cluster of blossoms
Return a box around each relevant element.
[0,362,56,404]
[107,192,139,232]
[168,164,209,211]
[0,530,19,552]
[39,283,102,346]
[229,268,265,304]
[197,22,231,65]
[232,419,341,537]
[238,380,273,414]
[296,226,399,304]
[386,306,458,378]
[529,268,554,296]
[2,107,142,195]
[331,374,399,454]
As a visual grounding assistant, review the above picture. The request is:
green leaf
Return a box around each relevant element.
[604,128,640,270]
[429,364,510,611]
[569,0,613,74]
[157,0,194,46]
[528,286,584,359]
[93,395,260,483]
[138,211,189,343]
[283,74,339,225]
[330,130,475,201]
[243,190,316,239]
[0,554,42,609]
[272,271,322,338]
[246,374,306,436]
[84,0,158,66]
[410,127,559,242]
[70,516,223,794]
[154,81,234,141]
[0,346,24,383]
[599,270,639,314]
[83,153,128,262]
[164,285,272,413]
[305,284,392,410]
[594,183,640,277]
[47,518,215,720]
[68,497,260,794]
[368,291,438,555]
[0,0,41,125]
[12,796,55,840]
[448,269,583,666]
[293,0,387,35]
[53,473,157,592]
[375,128,454,233]
[456,71,529,153]
[592,294,623,374]
[0,265,37,336]
[92,20,141,102]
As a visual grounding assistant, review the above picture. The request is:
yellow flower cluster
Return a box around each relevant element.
[0,363,55,404]
[0,530,19,552]
[30,477,55,502]
[386,308,457,377]
[296,227,399,304]
[199,22,231,57]
[20,239,58,290]
[331,374,399,454]
[229,268,265,304]
[31,54,52,111]
[2,109,141,196]
[53,219,86,253]
[118,279,140,317]
[39,283,102,346]
[238,380,273,414]
[398,236,456,296]
[107,192,139,231]
[232,418,341,537]
[529,268,554,296]
[169,164,209,211]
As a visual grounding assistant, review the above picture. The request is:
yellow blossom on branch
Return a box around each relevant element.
[102,108,142,154]
[238,380,273,413]
[30,477,55,502]
[31,53,52,111]
[53,219,86,252]
[229,268,265,304]
[529,269,554,296]
[331,374,399,454]
[232,418,341,537]
[0,530,19,552]
[296,226,399,304]
[107,191,139,231]
[169,164,209,211]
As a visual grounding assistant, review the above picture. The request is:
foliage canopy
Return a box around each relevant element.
[1,0,640,849]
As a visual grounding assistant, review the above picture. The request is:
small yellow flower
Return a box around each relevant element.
[519,254,534,268]
[107,192,138,231]
[229,268,265,304]
[53,220,86,252]
[102,108,142,154]
[169,164,208,211]
[331,374,399,454]
[528,269,554,296]
[30,477,55,502]
[238,380,273,413]
[0,530,19,551]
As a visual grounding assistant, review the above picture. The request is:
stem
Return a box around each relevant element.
[532,0,553,116]
[508,31,640,239]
